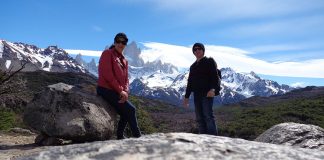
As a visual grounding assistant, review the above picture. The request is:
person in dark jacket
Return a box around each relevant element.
[183,42,220,135]
[97,32,141,139]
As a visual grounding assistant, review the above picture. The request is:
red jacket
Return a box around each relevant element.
[97,48,129,94]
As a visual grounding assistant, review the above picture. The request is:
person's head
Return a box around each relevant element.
[113,32,128,54]
[192,43,205,59]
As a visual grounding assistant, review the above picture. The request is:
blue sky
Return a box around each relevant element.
[1,0,324,86]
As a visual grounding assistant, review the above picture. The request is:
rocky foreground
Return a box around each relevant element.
[0,131,46,160]
[11,132,324,160]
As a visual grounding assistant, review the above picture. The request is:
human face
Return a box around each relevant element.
[193,47,204,60]
[114,38,127,54]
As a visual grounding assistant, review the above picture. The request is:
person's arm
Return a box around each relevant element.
[207,58,220,97]
[184,70,192,107]
[184,70,192,99]
[119,59,129,103]
[119,60,129,103]
[124,60,130,93]
[119,91,128,103]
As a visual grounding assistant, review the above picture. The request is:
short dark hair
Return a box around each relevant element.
[114,32,128,43]
[192,43,205,53]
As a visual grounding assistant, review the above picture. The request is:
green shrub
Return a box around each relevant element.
[0,108,17,130]
[122,96,157,137]
[215,97,324,140]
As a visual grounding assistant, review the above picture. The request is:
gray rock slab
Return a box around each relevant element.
[20,133,324,160]
[255,122,324,150]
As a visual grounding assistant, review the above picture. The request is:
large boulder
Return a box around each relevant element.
[20,133,324,160]
[255,122,324,150]
[23,83,117,143]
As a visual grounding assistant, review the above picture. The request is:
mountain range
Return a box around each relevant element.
[0,39,295,105]
[0,40,85,73]
[120,41,295,105]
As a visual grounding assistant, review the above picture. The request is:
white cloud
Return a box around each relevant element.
[140,42,193,68]
[290,82,306,88]
[65,49,102,57]
[140,42,324,78]
[246,43,318,54]
[218,14,324,38]
[134,0,324,21]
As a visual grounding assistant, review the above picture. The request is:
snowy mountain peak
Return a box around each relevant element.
[73,53,97,77]
[43,46,68,57]
[0,40,86,73]
[249,71,260,78]
[130,65,295,105]
[124,41,144,67]
[13,42,40,53]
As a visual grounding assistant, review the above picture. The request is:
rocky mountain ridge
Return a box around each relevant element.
[239,86,324,107]
[0,40,86,73]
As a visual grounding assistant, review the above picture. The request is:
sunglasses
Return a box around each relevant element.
[193,47,203,52]
[115,39,127,45]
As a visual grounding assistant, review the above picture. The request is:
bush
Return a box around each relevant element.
[0,108,18,130]
[122,96,157,137]
[215,97,324,140]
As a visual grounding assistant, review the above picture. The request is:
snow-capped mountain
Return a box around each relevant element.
[0,40,295,106]
[0,40,86,73]
[129,67,294,105]
[75,53,98,76]
[66,41,295,106]
[123,42,295,105]
[221,67,292,97]
[124,41,144,67]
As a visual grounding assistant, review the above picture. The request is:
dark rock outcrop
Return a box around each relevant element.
[23,83,116,144]
[21,133,324,160]
[255,122,324,150]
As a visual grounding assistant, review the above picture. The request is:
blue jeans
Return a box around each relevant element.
[193,93,218,135]
[97,86,141,139]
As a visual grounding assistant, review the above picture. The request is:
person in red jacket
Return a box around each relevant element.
[97,33,141,139]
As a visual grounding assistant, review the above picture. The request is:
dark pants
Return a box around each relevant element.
[97,86,141,139]
[194,93,218,135]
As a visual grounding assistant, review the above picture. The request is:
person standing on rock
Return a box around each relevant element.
[183,42,221,136]
[97,32,141,139]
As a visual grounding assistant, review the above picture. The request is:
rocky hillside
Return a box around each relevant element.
[1,71,97,104]
[0,71,324,140]
[1,70,323,140]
